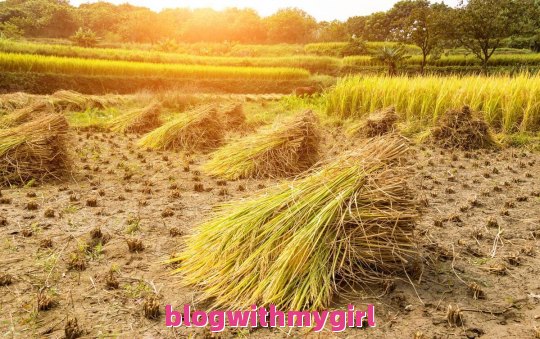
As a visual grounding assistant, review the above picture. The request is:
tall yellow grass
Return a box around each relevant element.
[326,74,540,133]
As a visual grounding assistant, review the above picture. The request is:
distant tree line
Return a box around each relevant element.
[1,0,540,60]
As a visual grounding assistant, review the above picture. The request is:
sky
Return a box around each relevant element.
[69,0,462,21]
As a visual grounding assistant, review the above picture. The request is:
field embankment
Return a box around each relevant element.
[0,72,318,95]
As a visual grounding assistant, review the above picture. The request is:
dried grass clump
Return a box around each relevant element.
[0,92,36,112]
[172,137,418,310]
[446,304,464,326]
[50,90,122,112]
[37,290,57,311]
[51,90,86,109]
[0,273,13,286]
[347,107,399,138]
[143,295,161,319]
[0,100,54,129]
[430,106,497,150]
[65,317,84,339]
[137,104,223,152]
[109,102,162,134]
[218,102,245,130]
[0,114,70,186]
[203,110,321,180]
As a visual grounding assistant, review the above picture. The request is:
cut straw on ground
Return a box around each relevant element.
[346,107,399,138]
[171,136,419,311]
[50,90,124,112]
[0,92,36,113]
[0,114,71,186]
[427,106,498,150]
[109,102,162,133]
[218,102,245,130]
[137,104,223,151]
[203,110,321,179]
[0,100,53,129]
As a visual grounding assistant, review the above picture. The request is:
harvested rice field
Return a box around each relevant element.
[0,91,539,338]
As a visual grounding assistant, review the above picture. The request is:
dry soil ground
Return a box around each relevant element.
[0,116,539,338]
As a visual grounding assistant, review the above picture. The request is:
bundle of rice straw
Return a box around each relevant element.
[346,107,399,138]
[218,102,245,130]
[109,102,162,133]
[137,104,223,151]
[1,114,70,186]
[50,90,121,112]
[430,106,497,150]
[0,100,54,129]
[203,110,321,180]
[171,137,418,310]
[0,92,36,113]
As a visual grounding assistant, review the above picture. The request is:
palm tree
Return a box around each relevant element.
[372,45,411,76]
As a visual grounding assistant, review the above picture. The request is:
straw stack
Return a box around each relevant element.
[172,136,418,310]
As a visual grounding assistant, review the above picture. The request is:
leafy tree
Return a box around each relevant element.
[1,0,538,48]
[158,8,191,39]
[531,32,540,52]
[0,21,24,39]
[390,0,449,74]
[71,27,98,47]
[116,7,169,43]
[42,5,78,37]
[342,36,368,56]
[0,0,77,38]
[364,12,391,41]
[223,8,266,43]
[180,8,228,43]
[345,16,368,39]
[316,20,348,42]
[78,2,122,36]
[452,0,538,70]
[264,8,317,43]
[372,45,411,75]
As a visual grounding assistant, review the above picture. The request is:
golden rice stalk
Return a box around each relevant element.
[137,104,223,151]
[0,114,71,186]
[203,110,321,180]
[109,102,162,133]
[172,136,418,311]
[0,100,54,129]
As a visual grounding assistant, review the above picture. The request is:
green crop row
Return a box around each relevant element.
[0,52,310,80]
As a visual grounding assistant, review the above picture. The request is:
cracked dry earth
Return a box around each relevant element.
[0,128,539,338]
